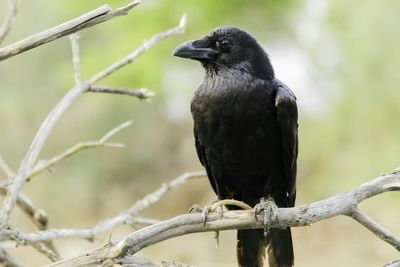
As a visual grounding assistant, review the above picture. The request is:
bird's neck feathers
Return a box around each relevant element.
[202,49,275,81]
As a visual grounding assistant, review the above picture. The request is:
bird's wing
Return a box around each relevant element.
[274,80,298,207]
[193,128,220,196]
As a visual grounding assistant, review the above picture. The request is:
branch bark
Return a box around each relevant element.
[89,86,155,100]
[0,1,142,61]
[45,168,400,266]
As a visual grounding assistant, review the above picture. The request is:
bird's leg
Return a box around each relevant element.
[254,197,279,236]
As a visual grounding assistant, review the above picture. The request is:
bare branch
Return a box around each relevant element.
[68,33,81,84]
[3,171,204,243]
[0,246,23,267]
[384,260,400,267]
[348,208,400,251]
[89,85,155,100]
[0,0,22,45]
[48,254,191,267]
[44,169,400,266]
[128,170,206,215]
[0,4,110,60]
[99,120,132,143]
[0,15,186,236]
[0,1,143,61]
[88,14,187,84]
[28,121,132,180]
[0,169,48,230]
[12,237,61,262]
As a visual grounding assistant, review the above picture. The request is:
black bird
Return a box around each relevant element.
[173,26,298,267]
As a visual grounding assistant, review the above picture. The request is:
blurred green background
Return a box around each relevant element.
[0,0,399,266]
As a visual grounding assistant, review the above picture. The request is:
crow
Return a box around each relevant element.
[173,26,298,267]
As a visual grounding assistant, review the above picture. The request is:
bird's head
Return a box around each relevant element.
[173,26,274,80]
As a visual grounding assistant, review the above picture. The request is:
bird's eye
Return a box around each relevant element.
[217,39,230,51]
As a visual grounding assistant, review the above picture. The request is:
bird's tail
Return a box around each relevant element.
[237,229,265,267]
[236,227,294,267]
[267,227,294,267]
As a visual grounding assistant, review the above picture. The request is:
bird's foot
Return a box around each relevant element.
[188,199,252,226]
[254,197,279,236]
[189,199,252,250]
[188,201,224,227]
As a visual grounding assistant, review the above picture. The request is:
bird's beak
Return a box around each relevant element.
[173,40,219,60]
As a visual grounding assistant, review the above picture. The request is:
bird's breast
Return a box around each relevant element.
[191,80,280,177]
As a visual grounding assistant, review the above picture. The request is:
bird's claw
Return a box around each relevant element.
[188,204,203,214]
[188,201,225,227]
[253,197,279,236]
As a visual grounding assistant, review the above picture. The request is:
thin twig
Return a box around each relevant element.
[88,14,187,84]
[89,86,155,100]
[12,233,60,262]
[0,15,186,236]
[0,0,22,45]
[0,246,23,267]
[99,120,132,143]
[3,171,205,242]
[69,33,81,84]
[28,121,132,180]
[128,170,206,215]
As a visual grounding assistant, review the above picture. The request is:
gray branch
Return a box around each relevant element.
[69,33,81,85]
[0,1,142,61]
[4,171,205,242]
[0,0,22,45]
[44,168,400,266]
[89,85,155,100]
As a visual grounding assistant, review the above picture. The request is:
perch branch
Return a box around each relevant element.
[28,120,132,180]
[89,85,155,100]
[0,14,186,237]
[0,1,142,61]
[45,168,400,266]
[0,0,22,45]
[0,246,23,267]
